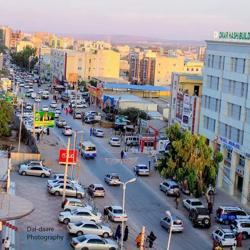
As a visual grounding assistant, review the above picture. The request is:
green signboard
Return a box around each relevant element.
[215,31,250,41]
[34,111,55,127]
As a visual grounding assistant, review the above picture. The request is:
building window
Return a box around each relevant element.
[207,75,219,90]
[219,122,243,145]
[239,155,245,167]
[222,79,247,97]
[203,116,216,132]
[202,95,220,112]
[227,148,232,161]
[231,57,246,74]
[227,103,241,120]
[246,108,250,124]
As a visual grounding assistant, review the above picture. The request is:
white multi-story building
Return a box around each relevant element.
[199,32,250,205]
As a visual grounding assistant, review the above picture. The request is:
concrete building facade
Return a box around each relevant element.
[170,73,202,134]
[199,37,250,205]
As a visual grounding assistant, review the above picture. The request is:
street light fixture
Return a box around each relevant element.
[120,177,136,250]
[166,210,173,250]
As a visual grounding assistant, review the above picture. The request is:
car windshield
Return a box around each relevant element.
[114,209,123,214]
[225,234,235,239]
[112,138,119,141]
[77,235,87,242]
[192,201,202,206]
[96,187,104,191]
[173,220,182,225]
[172,185,179,189]
[85,146,96,151]
[112,176,120,180]
[75,222,82,227]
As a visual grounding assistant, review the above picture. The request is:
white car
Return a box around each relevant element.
[19,161,51,178]
[48,183,85,199]
[47,179,77,189]
[109,137,121,147]
[104,206,128,222]
[62,198,92,212]
[183,198,204,211]
[67,220,113,237]
[35,96,41,102]
[212,228,236,247]
[104,173,121,186]
[55,108,61,114]
[63,126,73,136]
[42,105,49,112]
[50,101,57,108]
[134,164,150,176]
[160,215,184,233]
[58,208,102,224]
[93,128,104,137]
[70,234,118,250]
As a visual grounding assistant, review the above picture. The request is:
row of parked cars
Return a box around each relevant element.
[158,178,250,246]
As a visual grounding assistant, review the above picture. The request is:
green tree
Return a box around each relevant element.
[118,107,149,125]
[10,46,38,71]
[78,80,87,91]
[158,124,222,197]
[0,44,7,54]
[0,100,13,137]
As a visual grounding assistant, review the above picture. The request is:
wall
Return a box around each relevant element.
[11,152,41,168]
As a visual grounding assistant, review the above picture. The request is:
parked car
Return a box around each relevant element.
[50,101,57,108]
[216,206,250,224]
[42,105,49,112]
[160,215,184,232]
[48,183,85,199]
[93,128,104,137]
[73,110,82,119]
[58,208,102,224]
[183,198,204,211]
[159,180,180,196]
[63,126,73,136]
[104,173,121,186]
[70,234,118,250]
[47,179,77,189]
[231,219,250,240]
[104,206,128,222]
[56,119,67,128]
[67,220,112,237]
[189,207,211,228]
[19,161,51,178]
[212,228,236,247]
[62,198,92,212]
[109,137,121,147]
[85,116,97,124]
[134,164,150,176]
[88,184,105,197]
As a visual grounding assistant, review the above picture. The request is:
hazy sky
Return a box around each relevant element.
[0,0,248,40]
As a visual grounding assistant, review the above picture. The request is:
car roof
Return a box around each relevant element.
[65,198,82,202]
[137,164,147,167]
[92,184,104,188]
[108,173,119,176]
[219,228,234,234]
[76,220,96,225]
[163,180,178,185]
[111,137,120,140]
[110,205,122,210]
[218,206,243,210]
[82,234,102,240]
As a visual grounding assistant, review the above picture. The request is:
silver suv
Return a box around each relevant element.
[231,219,250,240]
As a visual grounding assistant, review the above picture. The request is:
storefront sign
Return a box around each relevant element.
[59,149,77,164]
[214,31,250,42]
[34,111,55,127]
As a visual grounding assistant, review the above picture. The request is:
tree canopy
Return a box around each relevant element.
[0,100,14,137]
[10,46,38,71]
[118,107,149,124]
[158,123,223,197]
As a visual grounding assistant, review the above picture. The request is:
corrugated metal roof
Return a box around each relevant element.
[103,83,170,92]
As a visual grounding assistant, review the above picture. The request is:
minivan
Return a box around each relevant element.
[216,206,250,224]
[125,136,139,146]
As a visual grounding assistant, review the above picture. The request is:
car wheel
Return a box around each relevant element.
[41,173,46,178]
[203,218,210,227]
[103,232,109,238]
[77,231,83,236]
[54,191,60,196]
[109,248,116,250]
[242,232,248,240]
[81,248,88,250]
[63,218,70,224]
[64,209,70,212]
[76,193,82,199]
[21,171,26,176]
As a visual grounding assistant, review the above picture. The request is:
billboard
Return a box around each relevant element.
[59,149,77,165]
[34,111,55,127]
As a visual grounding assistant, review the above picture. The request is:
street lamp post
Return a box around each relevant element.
[166,210,173,250]
[18,100,23,153]
[120,177,136,250]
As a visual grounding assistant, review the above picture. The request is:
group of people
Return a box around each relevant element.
[2,237,10,250]
[114,224,129,242]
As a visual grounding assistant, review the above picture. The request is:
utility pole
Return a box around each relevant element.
[62,137,71,201]
[33,104,36,138]
[140,226,145,250]
[18,100,23,153]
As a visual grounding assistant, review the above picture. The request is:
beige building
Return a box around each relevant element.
[0,26,12,48]
[0,53,3,71]
[184,61,204,74]
[16,41,35,52]
[51,48,120,84]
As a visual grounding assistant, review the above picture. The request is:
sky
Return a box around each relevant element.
[0,0,249,40]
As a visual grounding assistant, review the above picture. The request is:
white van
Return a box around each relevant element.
[125,135,139,146]
[79,141,97,159]
[41,91,49,99]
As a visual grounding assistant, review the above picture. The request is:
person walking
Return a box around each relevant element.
[90,127,93,136]
[3,237,10,250]
[123,226,129,242]
[36,132,40,142]
[61,103,64,110]
[47,127,50,136]
[114,224,121,242]
[208,201,213,215]
[120,150,124,160]
[175,191,180,209]
[147,231,156,248]
[135,232,142,248]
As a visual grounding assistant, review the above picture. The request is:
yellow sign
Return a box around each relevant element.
[34,111,55,127]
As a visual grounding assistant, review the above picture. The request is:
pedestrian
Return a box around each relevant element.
[236,232,243,247]
[3,237,10,250]
[61,103,64,109]
[208,201,213,215]
[121,150,124,160]
[175,191,180,209]
[47,127,50,135]
[148,160,151,172]
[36,132,40,142]
[65,107,68,115]
[103,208,109,222]
[114,224,121,241]
[90,127,92,136]
[123,226,129,242]
[135,232,142,248]
[147,231,156,248]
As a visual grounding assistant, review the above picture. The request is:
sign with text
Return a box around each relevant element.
[214,31,250,42]
[34,111,55,127]
[59,149,77,165]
